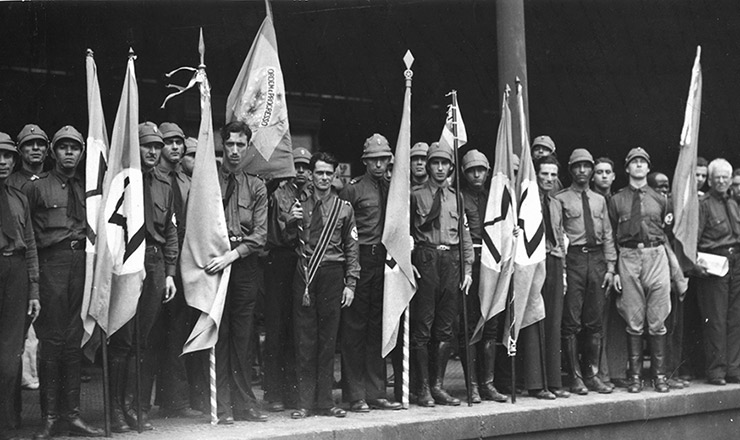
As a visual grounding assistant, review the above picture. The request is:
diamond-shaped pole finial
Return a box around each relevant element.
[199,28,205,67]
[403,50,414,70]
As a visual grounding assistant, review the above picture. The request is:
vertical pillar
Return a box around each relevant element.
[497,0,529,155]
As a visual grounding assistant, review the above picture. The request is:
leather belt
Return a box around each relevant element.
[360,244,385,256]
[569,245,602,254]
[46,238,85,251]
[419,242,459,252]
[1,250,21,257]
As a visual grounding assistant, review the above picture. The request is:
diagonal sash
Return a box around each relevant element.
[301,196,343,306]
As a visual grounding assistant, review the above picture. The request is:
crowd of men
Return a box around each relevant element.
[1,120,738,439]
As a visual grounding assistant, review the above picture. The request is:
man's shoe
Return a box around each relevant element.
[237,408,267,422]
[125,409,153,431]
[217,416,234,425]
[584,376,612,394]
[160,407,204,418]
[549,388,571,398]
[266,401,285,412]
[708,377,727,386]
[349,399,370,412]
[528,389,556,400]
[726,376,740,384]
[666,378,684,389]
[291,408,310,419]
[653,375,670,393]
[33,417,66,440]
[367,398,402,410]
[319,406,346,418]
[569,377,589,395]
[66,416,104,437]
[110,409,131,433]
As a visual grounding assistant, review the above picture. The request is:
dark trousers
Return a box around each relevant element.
[341,246,386,402]
[109,245,166,411]
[540,254,564,388]
[695,252,740,380]
[681,279,705,378]
[293,263,344,410]
[665,290,684,379]
[35,248,85,415]
[410,246,460,348]
[0,255,28,432]
[216,255,260,416]
[458,256,498,382]
[563,248,607,338]
[262,248,298,405]
[150,270,196,412]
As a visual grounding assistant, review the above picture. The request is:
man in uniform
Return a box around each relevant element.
[7,124,49,191]
[694,159,740,385]
[262,147,312,412]
[592,157,616,199]
[0,132,40,439]
[410,142,473,407]
[204,121,268,423]
[608,147,672,393]
[554,149,616,395]
[458,150,507,403]
[339,134,401,412]
[410,142,429,188]
[108,122,178,432]
[531,135,556,161]
[26,126,103,439]
[289,152,359,419]
[181,137,197,178]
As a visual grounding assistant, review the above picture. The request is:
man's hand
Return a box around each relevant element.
[513,225,521,237]
[28,299,40,323]
[461,274,473,295]
[601,272,615,293]
[341,287,354,308]
[288,200,304,223]
[613,274,623,293]
[205,250,239,274]
[163,276,177,303]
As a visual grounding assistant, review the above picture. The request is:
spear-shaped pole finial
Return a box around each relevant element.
[403,50,414,87]
[199,28,205,68]
[86,48,94,58]
[128,47,136,60]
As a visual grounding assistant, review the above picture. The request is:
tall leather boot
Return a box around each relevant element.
[626,334,644,393]
[478,340,507,402]
[124,356,153,431]
[430,342,461,406]
[562,336,588,395]
[650,334,670,393]
[582,333,612,394]
[108,356,131,433]
[411,346,434,407]
[63,353,104,437]
[34,359,64,440]
[459,343,481,403]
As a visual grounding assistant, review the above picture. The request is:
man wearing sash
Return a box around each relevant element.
[290,152,359,419]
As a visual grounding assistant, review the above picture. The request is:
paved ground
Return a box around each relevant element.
[11,356,737,440]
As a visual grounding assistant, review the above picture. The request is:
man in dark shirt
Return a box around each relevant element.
[262,147,311,412]
[459,150,508,403]
[0,132,40,438]
[694,158,740,385]
[181,137,197,178]
[107,122,178,432]
[204,121,268,424]
[410,142,473,407]
[339,134,401,412]
[26,126,103,438]
[608,147,672,394]
[6,124,49,191]
[289,152,359,419]
[410,142,429,188]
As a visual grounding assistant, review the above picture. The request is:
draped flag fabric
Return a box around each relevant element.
[381,56,417,358]
[81,50,110,347]
[181,45,233,355]
[471,89,516,344]
[226,15,294,180]
[88,53,146,340]
[672,46,702,272]
[505,81,546,355]
[438,97,468,152]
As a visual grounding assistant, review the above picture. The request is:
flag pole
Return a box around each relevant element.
[506,282,516,404]
[99,327,111,436]
[401,53,414,410]
[448,90,473,407]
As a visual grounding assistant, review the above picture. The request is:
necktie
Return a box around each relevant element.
[223,173,236,209]
[543,196,556,247]
[627,188,642,240]
[0,183,20,244]
[143,171,156,240]
[308,199,323,247]
[66,176,85,222]
[419,188,442,232]
[582,191,597,247]
[169,171,183,218]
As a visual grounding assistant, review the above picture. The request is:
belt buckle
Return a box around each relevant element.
[730,247,736,255]
[230,236,241,243]
[70,239,80,250]
[370,244,377,255]
[437,244,450,251]
[2,251,13,257]
[581,246,589,253]
[637,243,645,249]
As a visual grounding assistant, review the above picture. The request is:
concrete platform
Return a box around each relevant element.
[13,359,740,440]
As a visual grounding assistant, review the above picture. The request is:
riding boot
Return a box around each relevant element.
[650,334,670,393]
[582,333,612,394]
[626,334,644,393]
[108,356,131,433]
[430,341,461,406]
[563,336,588,395]
[34,359,64,440]
[63,353,104,437]
[459,343,481,403]
[411,346,434,407]
[124,356,153,431]
[478,340,507,402]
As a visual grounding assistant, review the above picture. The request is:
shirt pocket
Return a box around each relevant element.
[563,205,582,220]
[238,200,254,233]
[153,200,169,229]
[41,197,68,229]
[704,214,730,241]
[592,209,605,239]
[357,198,379,218]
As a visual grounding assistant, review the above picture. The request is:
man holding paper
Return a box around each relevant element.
[694,158,740,385]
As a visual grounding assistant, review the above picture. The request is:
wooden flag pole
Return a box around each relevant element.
[210,347,217,425]
[401,51,414,411]
[99,328,111,437]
